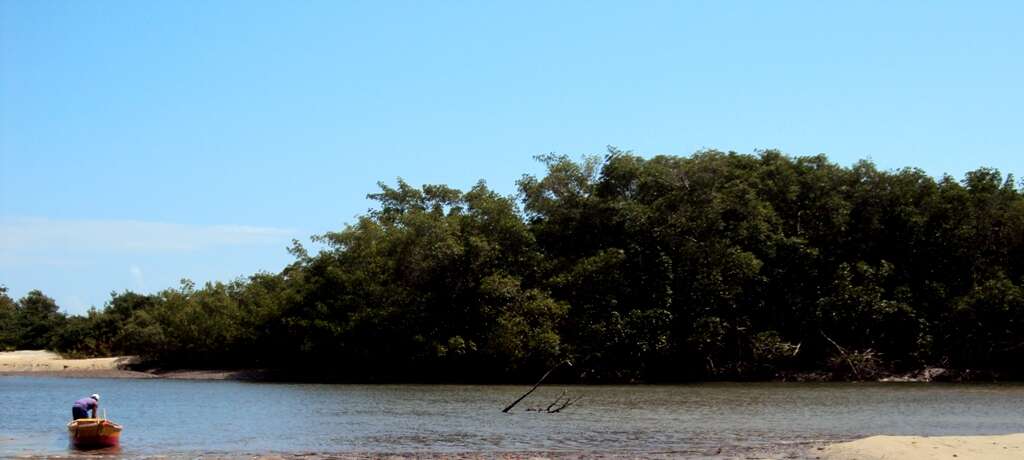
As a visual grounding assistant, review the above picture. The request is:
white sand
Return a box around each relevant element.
[0,350,138,372]
[819,433,1024,460]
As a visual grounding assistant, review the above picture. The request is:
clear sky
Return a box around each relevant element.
[1,1,1021,314]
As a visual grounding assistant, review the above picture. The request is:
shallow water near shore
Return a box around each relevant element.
[3,376,1023,458]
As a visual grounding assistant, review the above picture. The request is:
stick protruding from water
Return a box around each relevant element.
[501,359,572,413]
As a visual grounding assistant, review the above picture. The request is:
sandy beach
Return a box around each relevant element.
[0,350,270,379]
[0,350,143,374]
[819,433,1024,459]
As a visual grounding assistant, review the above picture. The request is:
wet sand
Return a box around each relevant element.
[819,433,1024,459]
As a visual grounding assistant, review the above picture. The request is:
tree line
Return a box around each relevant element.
[2,150,1022,381]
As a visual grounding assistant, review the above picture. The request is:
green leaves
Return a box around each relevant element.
[12,290,66,350]
[480,273,567,367]
[6,149,1023,382]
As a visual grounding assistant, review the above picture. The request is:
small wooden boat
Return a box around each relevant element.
[67,418,122,449]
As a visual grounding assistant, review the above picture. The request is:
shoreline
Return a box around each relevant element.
[2,350,1019,383]
[0,369,266,380]
[5,437,1024,459]
[0,350,264,380]
[818,433,1024,459]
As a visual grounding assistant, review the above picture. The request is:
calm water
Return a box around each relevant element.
[2,376,1023,458]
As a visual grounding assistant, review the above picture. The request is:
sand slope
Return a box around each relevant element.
[820,433,1024,460]
[0,350,139,372]
[0,350,265,379]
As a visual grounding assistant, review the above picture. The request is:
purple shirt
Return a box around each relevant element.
[73,397,97,411]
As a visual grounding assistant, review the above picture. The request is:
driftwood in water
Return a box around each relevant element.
[525,389,584,413]
[544,389,568,412]
[502,359,571,413]
[549,394,583,413]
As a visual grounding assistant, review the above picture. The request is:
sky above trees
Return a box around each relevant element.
[1,1,1022,314]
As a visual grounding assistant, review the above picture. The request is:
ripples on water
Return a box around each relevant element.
[2,376,1023,458]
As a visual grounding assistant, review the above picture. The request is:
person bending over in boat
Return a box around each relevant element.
[72,394,100,420]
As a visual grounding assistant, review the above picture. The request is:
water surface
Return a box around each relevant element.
[3,376,1023,458]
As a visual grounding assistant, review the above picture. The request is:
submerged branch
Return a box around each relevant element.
[502,360,572,413]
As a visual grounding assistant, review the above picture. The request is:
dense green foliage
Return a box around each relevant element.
[3,151,1023,381]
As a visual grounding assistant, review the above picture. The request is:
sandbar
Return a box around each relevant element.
[819,433,1024,459]
[0,350,268,380]
[0,350,142,374]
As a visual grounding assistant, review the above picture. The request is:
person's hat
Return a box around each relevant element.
[90,394,100,401]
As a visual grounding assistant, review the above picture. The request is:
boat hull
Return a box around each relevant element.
[68,418,122,449]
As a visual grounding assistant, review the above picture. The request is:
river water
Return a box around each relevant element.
[2,376,1023,458]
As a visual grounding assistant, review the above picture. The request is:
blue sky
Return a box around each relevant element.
[1,1,1021,314]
